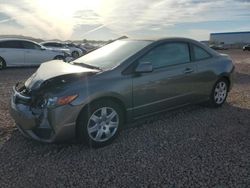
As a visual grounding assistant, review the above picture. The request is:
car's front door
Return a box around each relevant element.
[22,41,50,65]
[0,40,25,66]
[132,42,199,118]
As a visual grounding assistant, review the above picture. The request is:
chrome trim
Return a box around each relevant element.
[127,92,193,111]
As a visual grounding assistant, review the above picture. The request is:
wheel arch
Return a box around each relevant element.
[218,72,231,91]
[53,55,64,60]
[76,95,127,125]
[0,56,6,69]
[75,95,127,141]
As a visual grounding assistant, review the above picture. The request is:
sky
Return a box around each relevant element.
[0,0,250,41]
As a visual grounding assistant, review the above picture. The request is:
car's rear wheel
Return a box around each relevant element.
[77,100,124,148]
[208,78,229,107]
[0,57,6,70]
[72,51,79,58]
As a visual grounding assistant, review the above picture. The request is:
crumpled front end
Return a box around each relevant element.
[10,82,80,143]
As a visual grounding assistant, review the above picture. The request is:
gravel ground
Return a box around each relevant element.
[0,50,249,187]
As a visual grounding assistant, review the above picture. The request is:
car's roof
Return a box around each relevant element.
[121,37,219,56]
[0,38,38,43]
[41,41,63,44]
[122,37,200,43]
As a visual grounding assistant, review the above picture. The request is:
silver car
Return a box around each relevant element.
[41,41,84,58]
[0,38,66,70]
[10,38,234,147]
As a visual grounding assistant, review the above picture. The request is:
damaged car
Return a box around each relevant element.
[10,38,234,147]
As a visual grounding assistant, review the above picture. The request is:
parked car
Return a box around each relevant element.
[0,38,66,70]
[10,38,234,147]
[66,43,88,55]
[209,44,228,50]
[41,41,84,58]
[243,44,250,51]
[79,43,98,52]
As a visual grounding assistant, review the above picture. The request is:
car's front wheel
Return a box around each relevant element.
[0,57,6,70]
[208,78,229,107]
[72,51,79,58]
[77,100,124,148]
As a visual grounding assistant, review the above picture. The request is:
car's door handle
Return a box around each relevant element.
[183,68,194,74]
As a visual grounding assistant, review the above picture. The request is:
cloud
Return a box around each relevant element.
[0,0,250,40]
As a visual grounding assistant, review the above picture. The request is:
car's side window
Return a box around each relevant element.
[57,43,63,47]
[49,43,57,47]
[22,41,41,50]
[43,43,50,47]
[138,42,190,69]
[0,41,22,49]
[193,45,211,61]
[45,43,58,47]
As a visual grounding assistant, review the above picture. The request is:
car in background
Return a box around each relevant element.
[209,44,228,50]
[243,44,250,51]
[79,43,99,53]
[66,43,88,55]
[41,41,84,58]
[10,38,234,147]
[0,38,66,70]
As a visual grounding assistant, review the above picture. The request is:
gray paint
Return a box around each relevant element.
[10,38,234,143]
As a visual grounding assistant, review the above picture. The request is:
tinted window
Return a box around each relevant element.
[46,42,57,47]
[22,41,41,50]
[139,43,190,68]
[67,44,75,47]
[0,41,22,48]
[42,43,51,47]
[193,45,211,61]
[43,42,62,47]
[53,43,63,47]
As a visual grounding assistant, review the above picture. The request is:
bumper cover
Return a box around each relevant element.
[10,86,79,143]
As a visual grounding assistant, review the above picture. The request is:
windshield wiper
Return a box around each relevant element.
[71,62,102,70]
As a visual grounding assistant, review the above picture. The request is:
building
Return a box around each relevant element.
[210,31,250,48]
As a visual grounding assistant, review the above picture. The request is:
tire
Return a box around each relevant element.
[72,51,79,58]
[54,55,64,60]
[207,78,229,108]
[0,57,6,70]
[77,100,124,148]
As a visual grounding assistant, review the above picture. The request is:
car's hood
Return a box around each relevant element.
[25,60,99,90]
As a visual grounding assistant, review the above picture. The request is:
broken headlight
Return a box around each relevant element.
[45,94,78,108]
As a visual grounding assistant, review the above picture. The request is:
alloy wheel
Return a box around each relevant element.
[87,107,119,142]
[0,60,3,69]
[72,51,79,58]
[214,81,228,104]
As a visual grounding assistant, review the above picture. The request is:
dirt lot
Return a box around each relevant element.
[0,49,249,187]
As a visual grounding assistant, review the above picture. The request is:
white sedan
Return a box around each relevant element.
[41,41,84,58]
[0,38,66,70]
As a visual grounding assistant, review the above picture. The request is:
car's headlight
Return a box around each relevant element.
[46,94,78,108]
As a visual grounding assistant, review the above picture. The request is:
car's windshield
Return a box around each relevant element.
[72,40,151,70]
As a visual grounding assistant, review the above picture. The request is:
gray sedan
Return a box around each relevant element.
[10,38,234,147]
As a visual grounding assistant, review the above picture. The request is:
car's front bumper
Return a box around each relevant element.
[10,86,81,143]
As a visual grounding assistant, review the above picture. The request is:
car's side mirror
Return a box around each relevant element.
[135,62,153,73]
